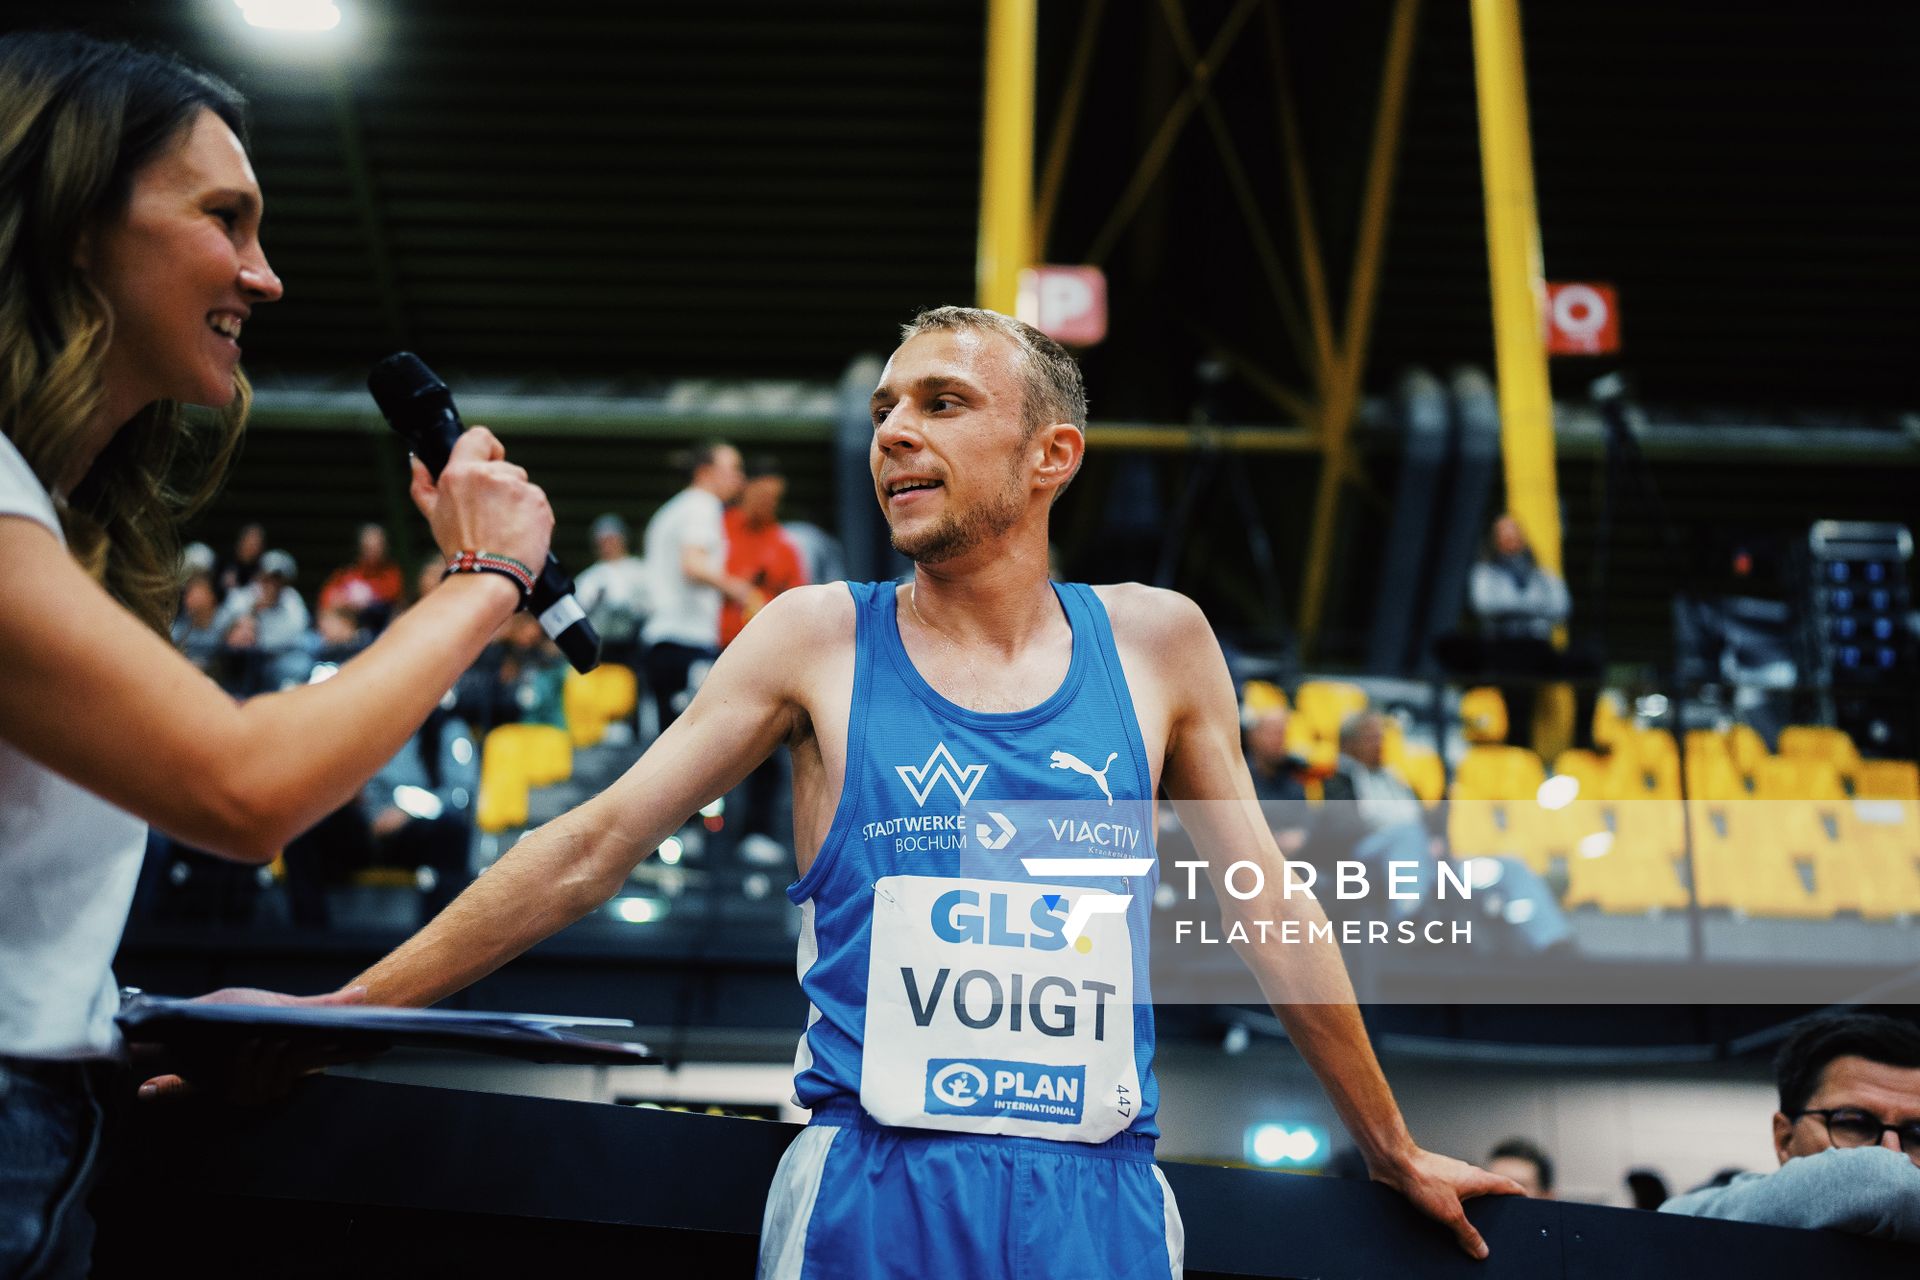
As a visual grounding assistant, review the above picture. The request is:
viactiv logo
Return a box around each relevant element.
[924,1058,1086,1124]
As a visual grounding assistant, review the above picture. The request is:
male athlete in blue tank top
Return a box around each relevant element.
[350,308,1523,1278]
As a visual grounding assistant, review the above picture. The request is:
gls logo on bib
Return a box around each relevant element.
[925,1058,1086,1124]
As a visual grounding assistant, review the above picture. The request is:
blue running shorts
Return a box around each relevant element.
[758,1101,1184,1279]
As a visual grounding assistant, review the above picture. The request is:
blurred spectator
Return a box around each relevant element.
[1472,515,1569,645]
[180,540,216,580]
[280,705,479,929]
[214,548,308,652]
[1486,1137,1555,1199]
[170,572,223,672]
[212,614,265,697]
[1306,712,1573,954]
[782,517,847,587]
[1435,514,1573,748]
[214,520,266,596]
[319,522,404,630]
[1242,695,1308,856]
[720,457,808,647]
[709,460,808,868]
[1662,1012,1920,1241]
[1625,1169,1670,1211]
[497,611,567,728]
[279,566,484,928]
[642,440,749,731]
[574,513,651,670]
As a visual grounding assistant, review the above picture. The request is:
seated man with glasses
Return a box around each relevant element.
[1662,1011,1920,1241]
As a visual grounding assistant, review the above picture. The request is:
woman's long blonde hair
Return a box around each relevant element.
[0,32,255,633]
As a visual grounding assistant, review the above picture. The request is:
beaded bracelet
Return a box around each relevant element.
[445,549,535,599]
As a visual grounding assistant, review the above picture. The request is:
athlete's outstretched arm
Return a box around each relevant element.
[347,586,844,1009]
[1145,591,1522,1261]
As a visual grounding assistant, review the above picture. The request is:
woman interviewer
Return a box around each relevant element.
[0,33,552,1275]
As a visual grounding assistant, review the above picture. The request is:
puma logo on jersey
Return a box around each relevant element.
[1049,750,1119,806]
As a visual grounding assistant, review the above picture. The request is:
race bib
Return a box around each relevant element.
[860,874,1140,1143]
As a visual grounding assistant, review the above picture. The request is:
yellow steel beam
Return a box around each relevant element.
[1470,0,1561,576]
[977,0,1038,313]
[1032,0,1108,258]
[1296,0,1421,650]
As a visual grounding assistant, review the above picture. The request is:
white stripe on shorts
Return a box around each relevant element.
[1152,1164,1186,1278]
[758,1124,839,1280]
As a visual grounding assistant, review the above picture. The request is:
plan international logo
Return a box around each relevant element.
[895,743,987,807]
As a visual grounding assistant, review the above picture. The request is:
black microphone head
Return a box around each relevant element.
[368,352,451,423]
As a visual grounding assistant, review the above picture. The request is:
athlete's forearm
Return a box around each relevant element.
[350,805,624,1006]
[1223,880,1419,1173]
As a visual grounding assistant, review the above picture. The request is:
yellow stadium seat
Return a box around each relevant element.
[1609,730,1680,800]
[1453,745,1546,800]
[475,723,573,833]
[1294,680,1369,744]
[1460,687,1508,744]
[1853,804,1920,918]
[1855,760,1920,802]
[562,665,638,749]
[487,723,572,787]
[1285,717,1337,771]
[1241,680,1289,718]
[1726,723,1770,778]
[1447,799,1539,870]
[1393,746,1446,808]
[1551,749,1609,800]
[1450,746,1549,872]
[1591,690,1629,751]
[1565,842,1690,914]
[1683,734,1747,802]
[1778,725,1862,774]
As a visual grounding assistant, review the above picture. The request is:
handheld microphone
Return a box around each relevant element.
[368,352,601,674]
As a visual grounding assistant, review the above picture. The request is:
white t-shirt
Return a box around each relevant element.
[574,554,652,645]
[0,433,147,1059]
[641,487,725,649]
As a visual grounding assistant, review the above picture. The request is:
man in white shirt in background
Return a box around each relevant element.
[574,513,652,673]
[640,441,750,731]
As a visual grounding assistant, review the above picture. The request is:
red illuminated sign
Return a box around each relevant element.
[1016,266,1107,347]
[1545,282,1619,355]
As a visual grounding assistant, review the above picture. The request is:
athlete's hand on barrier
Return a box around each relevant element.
[134,985,369,1106]
[1373,1147,1526,1260]
[410,426,554,573]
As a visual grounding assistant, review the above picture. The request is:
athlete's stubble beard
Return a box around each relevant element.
[888,455,1028,565]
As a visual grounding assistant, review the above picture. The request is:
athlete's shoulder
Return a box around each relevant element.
[1089,582,1214,650]
[746,581,858,642]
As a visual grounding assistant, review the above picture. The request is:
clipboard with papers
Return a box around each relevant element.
[117,992,656,1066]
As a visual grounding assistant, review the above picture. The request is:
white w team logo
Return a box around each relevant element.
[895,743,988,806]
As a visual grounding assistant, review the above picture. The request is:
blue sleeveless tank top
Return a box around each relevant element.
[788,580,1161,1142]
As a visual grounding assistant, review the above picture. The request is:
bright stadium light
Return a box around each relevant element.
[615,897,661,924]
[1536,774,1579,810]
[1245,1122,1328,1168]
[235,0,342,31]
[1577,830,1616,860]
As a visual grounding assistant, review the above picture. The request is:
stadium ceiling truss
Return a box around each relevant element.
[985,0,1423,650]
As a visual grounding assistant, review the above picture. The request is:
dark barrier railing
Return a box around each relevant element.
[94,1076,1918,1279]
